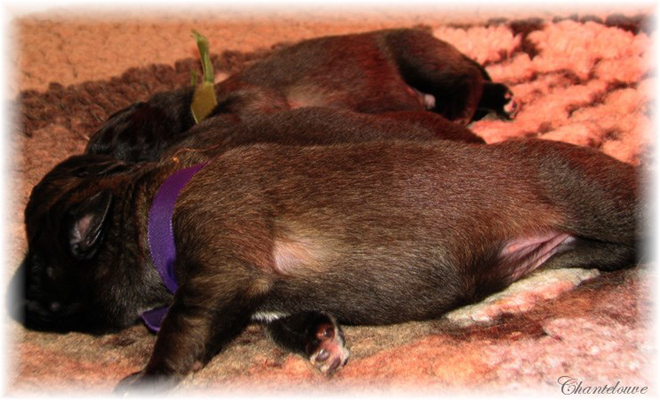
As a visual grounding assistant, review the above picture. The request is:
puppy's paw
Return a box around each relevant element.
[114,370,179,396]
[307,323,350,375]
[502,90,521,119]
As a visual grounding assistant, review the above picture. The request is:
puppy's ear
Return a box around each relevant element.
[69,190,113,260]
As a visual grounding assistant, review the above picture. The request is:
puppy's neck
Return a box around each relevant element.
[103,162,189,324]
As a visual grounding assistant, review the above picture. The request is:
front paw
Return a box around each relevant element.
[114,370,179,396]
[307,323,350,375]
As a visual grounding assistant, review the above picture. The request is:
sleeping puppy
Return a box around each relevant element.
[11,107,481,330]
[86,28,513,163]
[159,107,484,161]
[11,126,638,392]
[92,107,485,164]
[12,107,481,387]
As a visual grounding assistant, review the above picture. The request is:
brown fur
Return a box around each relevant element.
[86,28,510,163]
[12,131,638,392]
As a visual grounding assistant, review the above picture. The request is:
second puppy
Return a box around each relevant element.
[87,28,510,162]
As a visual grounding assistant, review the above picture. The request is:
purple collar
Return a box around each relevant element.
[141,162,207,332]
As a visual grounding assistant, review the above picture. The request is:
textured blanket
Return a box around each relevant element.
[7,9,654,396]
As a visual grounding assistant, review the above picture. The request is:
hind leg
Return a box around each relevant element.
[385,30,515,124]
[448,236,635,325]
[431,73,484,125]
[541,238,637,272]
[263,311,350,374]
[385,30,487,124]
[399,59,484,125]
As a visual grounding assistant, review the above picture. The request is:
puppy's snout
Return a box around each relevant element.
[18,297,78,332]
[25,299,61,320]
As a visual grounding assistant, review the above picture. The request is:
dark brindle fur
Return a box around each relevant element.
[86,28,513,163]
[11,115,638,392]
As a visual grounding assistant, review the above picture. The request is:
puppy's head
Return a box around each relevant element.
[10,155,157,333]
[86,88,195,163]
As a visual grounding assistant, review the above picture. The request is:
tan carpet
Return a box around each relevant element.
[5,4,656,396]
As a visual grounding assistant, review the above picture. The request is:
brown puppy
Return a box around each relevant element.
[162,107,484,160]
[13,107,482,385]
[13,134,638,392]
[86,28,512,163]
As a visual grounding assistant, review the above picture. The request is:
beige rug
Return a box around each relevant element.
[5,5,656,396]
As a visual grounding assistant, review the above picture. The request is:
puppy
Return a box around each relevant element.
[12,130,638,392]
[86,28,513,162]
[161,107,484,161]
[12,107,482,330]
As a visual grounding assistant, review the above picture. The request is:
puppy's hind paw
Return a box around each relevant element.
[502,90,521,119]
[308,323,350,375]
